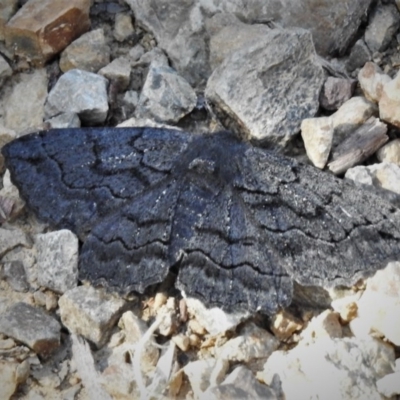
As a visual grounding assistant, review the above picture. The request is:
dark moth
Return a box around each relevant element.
[3,127,400,315]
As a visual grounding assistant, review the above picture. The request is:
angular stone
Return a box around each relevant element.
[0,361,19,399]
[0,169,25,221]
[270,310,303,341]
[0,0,17,41]
[114,13,134,42]
[331,96,378,146]
[0,227,31,258]
[346,38,371,72]
[59,286,127,348]
[185,297,250,336]
[45,112,81,129]
[5,0,90,65]
[365,4,400,53]
[319,77,355,111]
[204,366,278,400]
[377,139,400,165]
[35,230,79,294]
[184,358,222,396]
[1,261,29,292]
[216,323,279,364]
[135,63,197,123]
[301,116,334,169]
[300,310,342,345]
[261,337,394,400]
[379,72,400,128]
[0,127,16,172]
[206,28,324,146]
[4,69,48,133]
[59,29,111,73]
[128,0,372,86]
[45,69,109,125]
[0,302,61,356]
[207,13,271,71]
[358,62,391,103]
[350,262,400,346]
[99,57,131,91]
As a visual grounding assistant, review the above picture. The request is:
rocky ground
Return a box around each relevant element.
[1,0,400,399]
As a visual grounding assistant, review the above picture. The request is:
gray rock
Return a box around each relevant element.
[135,64,197,123]
[185,297,250,336]
[1,260,29,292]
[0,302,61,357]
[300,310,342,345]
[261,337,394,400]
[4,68,48,133]
[0,0,18,41]
[45,112,81,129]
[59,28,111,73]
[0,227,31,258]
[345,38,371,72]
[0,127,16,172]
[203,366,278,400]
[207,13,271,71]
[114,13,134,42]
[99,57,131,90]
[0,361,19,399]
[301,116,334,169]
[350,261,400,346]
[358,62,391,103]
[216,323,279,364]
[134,47,169,68]
[206,28,324,146]
[59,286,127,348]
[123,90,139,108]
[128,44,145,63]
[319,77,355,111]
[365,4,400,53]
[45,69,109,125]
[127,0,372,87]
[377,139,400,165]
[0,169,25,221]
[0,55,12,84]
[35,230,79,294]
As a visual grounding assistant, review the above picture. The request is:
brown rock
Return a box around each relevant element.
[5,0,91,65]
[319,77,356,111]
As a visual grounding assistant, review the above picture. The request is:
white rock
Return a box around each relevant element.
[261,337,394,400]
[183,358,220,397]
[331,96,378,145]
[0,361,19,399]
[345,162,400,194]
[4,69,47,133]
[185,297,250,336]
[376,370,400,397]
[350,262,400,346]
[45,69,109,125]
[117,117,177,129]
[379,72,400,128]
[377,139,400,165]
[99,57,131,90]
[0,169,25,219]
[135,63,197,123]
[35,230,79,293]
[301,116,334,168]
[59,286,126,348]
[0,227,31,257]
[216,323,279,363]
[331,292,361,322]
[358,62,391,103]
[300,310,342,345]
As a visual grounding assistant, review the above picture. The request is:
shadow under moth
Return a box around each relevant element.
[2,127,400,314]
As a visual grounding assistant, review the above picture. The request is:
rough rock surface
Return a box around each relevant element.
[377,139,400,164]
[358,62,391,103]
[45,112,81,129]
[98,57,131,91]
[3,69,48,133]
[379,72,400,128]
[319,77,355,111]
[5,0,91,65]
[58,286,127,348]
[0,302,61,356]
[44,69,109,125]
[206,28,324,146]
[59,29,111,73]
[350,262,400,346]
[135,64,197,123]
[128,0,372,86]
[0,0,17,41]
[35,230,79,293]
[261,337,394,400]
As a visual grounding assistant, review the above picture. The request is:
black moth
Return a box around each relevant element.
[3,127,400,315]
